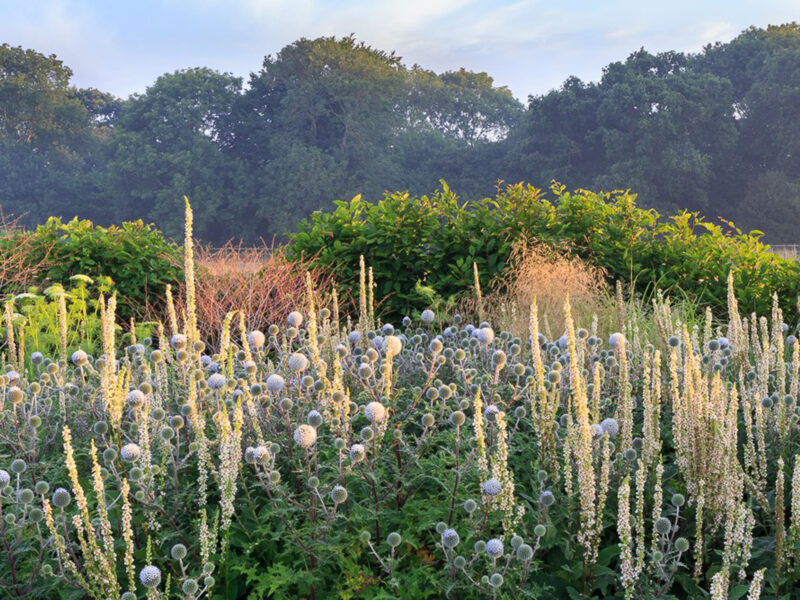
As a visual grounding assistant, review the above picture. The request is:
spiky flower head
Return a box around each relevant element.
[330,485,348,504]
[516,544,534,561]
[655,517,672,535]
[421,309,435,324]
[293,424,317,448]
[539,490,555,506]
[247,330,266,349]
[386,532,402,547]
[208,373,227,390]
[307,410,323,428]
[483,404,500,422]
[139,565,161,589]
[170,334,187,350]
[608,332,625,349]
[126,389,146,408]
[287,353,309,372]
[0,470,11,490]
[71,350,88,367]
[287,311,303,328]
[365,401,386,424]
[349,444,366,463]
[476,327,495,345]
[266,374,285,393]
[8,386,24,405]
[600,417,619,437]
[385,335,402,356]
[441,528,460,548]
[120,443,142,462]
[52,487,71,508]
[482,478,503,497]
[486,538,504,558]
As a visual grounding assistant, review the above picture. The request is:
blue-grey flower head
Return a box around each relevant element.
[139,565,161,589]
[600,417,619,437]
[482,478,503,497]
[476,327,495,345]
[486,538,504,558]
[0,470,9,490]
[348,331,362,345]
[349,443,366,463]
[287,352,309,372]
[608,332,625,349]
[483,404,500,422]
[71,350,88,367]
[120,443,142,462]
[287,311,303,328]
[170,334,187,350]
[421,309,435,324]
[441,528,460,548]
[557,334,568,350]
[208,373,226,391]
[126,390,146,408]
[247,330,266,349]
[293,424,317,448]
[266,374,285,393]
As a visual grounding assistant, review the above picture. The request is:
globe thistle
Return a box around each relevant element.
[482,478,503,497]
[208,373,227,391]
[655,517,672,535]
[247,330,266,349]
[421,309,435,324]
[534,524,546,537]
[8,387,24,405]
[489,573,504,588]
[126,389,146,408]
[483,404,500,422]
[182,579,199,595]
[35,481,49,495]
[30,351,43,365]
[139,565,162,589]
[330,485,348,504]
[170,334,187,350]
[463,499,477,513]
[287,311,304,328]
[348,331,362,345]
[386,532,402,547]
[557,334,568,350]
[668,336,681,348]
[449,411,466,426]
[441,528,460,548]
[307,410,323,428]
[71,350,89,367]
[266,374,285,393]
[454,555,467,569]
[539,490,555,507]
[476,327,495,345]
[516,543,534,561]
[51,487,71,508]
[486,538,504,558]
[253,446,270,465]
[17,488,34,504]
[421,413,435,427]
[293,424,317,448]
[349,444,366,463]
[10,459,26,474]
[385,335,402,356]
[287,352,309,372]
[675,537,690,553]
[120,443,142,463]
[171,543,187,560]
[717,337,730,349]
[364,401,386,424]
[608,332,625,349]
[600,417,619,437]
[671,493,685,507]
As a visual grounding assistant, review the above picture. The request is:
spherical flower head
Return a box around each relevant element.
[293,424,317,448]
[592,424,604,437]
[486,538,504,558]
[349,444,366,463]
[449,411,466,427]
[441,528,460,548]
[126,389,146,408]
[307,410,323,428]
[557,334,568,350]
[30,351,43,365]
[539,490,555,507]
[600,417,619,437]
[253,446,270,465]
[10,459,26,474]
[385,335,402,357]
[287,311,304,328]
[421,309,435,324]
[208,373,227,391]
[534,524,547,537]
[170,334,187,350]
[8,386,24,405]
[608,332,625,349]
[717,337,730,349]
[330,485,348,504]
[489,573,504,588]
[171,543,187,560]
[476,327,495,345]
[287,352,309,372]
[483,404,500,422]
[671,493,685,508]
[463,498,477,513]
[71,350,89,367]
[482,478,503,497]
[655,517,672,535]
[386,532,402,548]
[364,401,386,424]
[182,579,199,595]
[675,537,690,553]
[247,330,266,349]
[120,443,142,463]
[52,487,71,508]
[266,374,285,393]
[348,331,362,345]
[668,336,681,348]
[139,565,162,589]
[516,543,534,561]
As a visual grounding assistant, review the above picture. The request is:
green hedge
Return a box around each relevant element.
[289,181,800,318]
[21,217,182,319]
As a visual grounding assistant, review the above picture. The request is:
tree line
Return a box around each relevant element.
[1,24,799,244]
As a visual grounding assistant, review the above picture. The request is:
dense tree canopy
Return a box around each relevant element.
[0,26,799,243]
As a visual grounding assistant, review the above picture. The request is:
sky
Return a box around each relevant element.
[1,0,797,101]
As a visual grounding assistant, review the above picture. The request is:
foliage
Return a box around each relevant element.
[289,182,800,318]
[22,216,182,320]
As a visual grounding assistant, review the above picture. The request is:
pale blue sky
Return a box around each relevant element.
[1,0,797,100]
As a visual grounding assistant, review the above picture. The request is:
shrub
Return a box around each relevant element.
[289,181,800,318]
[23,217,182,319]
